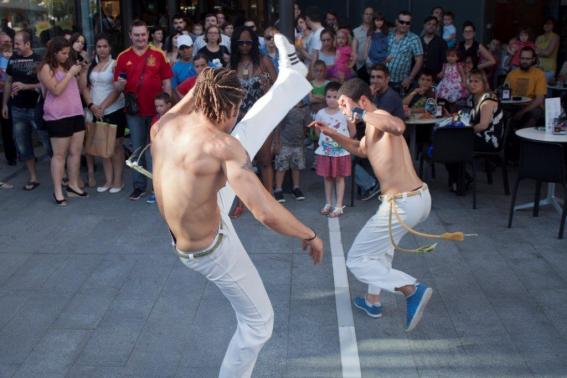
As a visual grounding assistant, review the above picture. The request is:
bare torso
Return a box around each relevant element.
[152,112,230,252]
[364,124,423,195]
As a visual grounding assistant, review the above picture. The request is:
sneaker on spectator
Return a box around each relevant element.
[405,283,433,332]
[361,184,380,201]
[146,194,156,204]
[292,187,305,201]
[353,296,383,318]
[274,190,285,203]
[129,188,145,201]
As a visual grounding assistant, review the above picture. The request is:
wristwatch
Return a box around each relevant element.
[351,107,366,122]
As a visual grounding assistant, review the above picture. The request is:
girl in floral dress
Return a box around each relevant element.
[437,48,468,105]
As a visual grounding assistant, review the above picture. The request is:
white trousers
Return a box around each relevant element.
[178,68,311,378]
[346,187,431,295]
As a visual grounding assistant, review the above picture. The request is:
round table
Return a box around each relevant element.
[501,96,532,106]
[514,127,567,214]
[547,85,567,92]
[405,116,451,158]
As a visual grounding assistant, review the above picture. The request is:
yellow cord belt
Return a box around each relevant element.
[387,196,473,253]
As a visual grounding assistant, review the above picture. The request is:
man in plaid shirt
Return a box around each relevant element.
[386,11,423,94]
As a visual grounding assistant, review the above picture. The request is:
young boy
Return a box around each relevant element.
[442,12,457,49]
[192,23,203,37]
[148,93,173,204]
[309,60,329,114]
[175,53,208,98]
[171,35,196,98]
[273,101,311,203]
[402,69,436,113]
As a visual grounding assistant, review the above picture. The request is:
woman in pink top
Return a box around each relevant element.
[38,36,86,206]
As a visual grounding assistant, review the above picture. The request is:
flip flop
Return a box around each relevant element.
[0,182,14,189]
[23,181,40,191]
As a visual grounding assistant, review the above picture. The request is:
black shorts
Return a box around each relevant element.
[102,108,127,138]
[45,115,85,138]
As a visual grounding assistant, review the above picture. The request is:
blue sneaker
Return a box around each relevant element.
[353,296,383,318]
[146,194,156,204]
[405,283,433,332]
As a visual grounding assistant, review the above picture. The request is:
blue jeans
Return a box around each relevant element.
[355,163,377,192]
[126,114,152,191]
[11,106,52,161]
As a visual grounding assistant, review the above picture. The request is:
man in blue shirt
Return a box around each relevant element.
[171,35,196,97]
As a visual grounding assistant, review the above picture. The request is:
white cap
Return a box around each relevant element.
[177,35,193,48]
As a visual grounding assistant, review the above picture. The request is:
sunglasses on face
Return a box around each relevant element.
[398,19,411,25]
[237,40,253,46]
[265,35,273,41]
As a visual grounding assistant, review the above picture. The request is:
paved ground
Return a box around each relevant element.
[0,151,566,377]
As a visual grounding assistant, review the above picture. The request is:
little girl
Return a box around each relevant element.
[313,82,355,218]
[507,28,535,69]
[328,29,355,82]
[437,48,468,104]
[365,13,389,68]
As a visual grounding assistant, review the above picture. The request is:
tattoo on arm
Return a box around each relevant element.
[242,152,254,172]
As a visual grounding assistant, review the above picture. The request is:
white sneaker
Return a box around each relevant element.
[109,185,124,194]
[97,185,111,193]
[274,34,308,77]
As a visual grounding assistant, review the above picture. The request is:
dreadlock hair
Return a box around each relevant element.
[193,67,245,124]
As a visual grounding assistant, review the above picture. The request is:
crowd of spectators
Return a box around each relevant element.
[0,4,564,211]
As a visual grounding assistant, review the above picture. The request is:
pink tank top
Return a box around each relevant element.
[43,70,84,121]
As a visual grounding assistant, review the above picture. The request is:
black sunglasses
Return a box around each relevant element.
[398,19,411,25]
[265,35,274,41]
[237,40,253,46]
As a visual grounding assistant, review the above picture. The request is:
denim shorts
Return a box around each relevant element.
[11,106,40,161]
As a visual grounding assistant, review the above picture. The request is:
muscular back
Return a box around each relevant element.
[152,112,229,252]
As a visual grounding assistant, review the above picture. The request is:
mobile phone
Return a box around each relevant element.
[119,72,127,80]
[76,54,84,63]
[512,96,522,101]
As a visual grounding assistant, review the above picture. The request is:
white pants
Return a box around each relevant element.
[177,224,274,378]
[346,187,431,295]
[178,68,311,378]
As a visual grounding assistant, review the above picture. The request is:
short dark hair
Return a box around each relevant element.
[398,10,412,18]
[462,21,476,32]
[313,59,327,69]
[520,46,537,59]
[423,16,437,24]
[444,11,454,19]
[130,19,148,32]
[325,81,341,94]
[205,13,217,20]
[193,53,208,62]
[16,30,32,47]
[155,92,172,104]
[419,68,435,79]
[305,6,321,23]
[338,78,372,102]
[369,63,389,76]
[172,14,186,21]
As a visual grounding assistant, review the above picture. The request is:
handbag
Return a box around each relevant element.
[84,113,118,158]
[124,55,149,115]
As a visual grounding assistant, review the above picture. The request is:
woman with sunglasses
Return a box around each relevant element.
[261,26,279,72]
[457,21,495,71]
[198,25,230,68]
[229,26,277,217]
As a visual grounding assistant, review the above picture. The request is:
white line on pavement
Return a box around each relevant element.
[328,217,362,378]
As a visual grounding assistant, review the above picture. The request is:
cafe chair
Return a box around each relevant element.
[473,119,511,195]
[507,140,567,239]
[419,127,477,209]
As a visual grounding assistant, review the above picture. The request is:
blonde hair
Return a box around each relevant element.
[194,67,245,124]
[468,68,490,91]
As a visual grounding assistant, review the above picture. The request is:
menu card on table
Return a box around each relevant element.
[545,97,561,134]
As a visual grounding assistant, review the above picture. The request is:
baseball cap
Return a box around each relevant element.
[177,35,193,48]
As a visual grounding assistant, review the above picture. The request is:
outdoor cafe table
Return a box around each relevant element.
[547,84,567,94]
[405,116,451,158]
[501,96,532,107]
[514,127,567,214]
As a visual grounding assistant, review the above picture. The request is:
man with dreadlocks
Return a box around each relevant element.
[309,77,434,332]
[151,35,321,377]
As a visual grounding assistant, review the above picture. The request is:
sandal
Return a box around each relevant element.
[23,181,40,191]
[0,182,14,189]
[329,206,345,218]
[67,186,88,198]
[320,204,332,215]
[53,193,68,207]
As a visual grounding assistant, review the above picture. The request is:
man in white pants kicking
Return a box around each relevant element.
[309,78,433,332]
[151,36,322,377]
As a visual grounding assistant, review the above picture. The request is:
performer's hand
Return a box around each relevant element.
[308,120,332,136]
[302,236,324,265]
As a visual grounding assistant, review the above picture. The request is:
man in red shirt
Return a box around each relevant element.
[115,19,173,200]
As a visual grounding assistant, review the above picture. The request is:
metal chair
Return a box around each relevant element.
[507,140,567,239]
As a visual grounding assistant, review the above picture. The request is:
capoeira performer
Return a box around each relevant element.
[310,78,464,332]
[150,35,323,378]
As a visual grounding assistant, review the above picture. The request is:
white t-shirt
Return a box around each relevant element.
[314,109,350,157]
[307,27,324,56]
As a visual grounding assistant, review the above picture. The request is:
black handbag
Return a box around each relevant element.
[124,55,148,115]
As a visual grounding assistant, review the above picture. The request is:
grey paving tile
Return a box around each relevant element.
[14,329,90,378]
[66,365,128,378]
[52,287,118,330]
[0,254,31,285]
